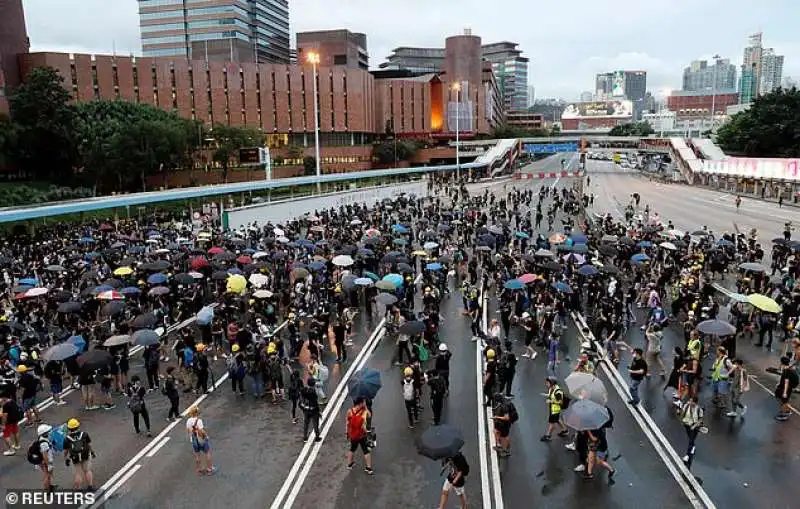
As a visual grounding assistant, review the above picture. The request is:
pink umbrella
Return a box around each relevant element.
[97,290,125,301]
[518,273,539,284]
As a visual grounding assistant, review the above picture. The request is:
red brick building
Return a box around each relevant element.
[667,90,739,119]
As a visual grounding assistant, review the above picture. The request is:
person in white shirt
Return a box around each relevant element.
[186,407,215,475]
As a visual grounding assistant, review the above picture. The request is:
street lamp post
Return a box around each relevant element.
[452,82,461,182]
[710,54,721,133]
[307,51,321,193]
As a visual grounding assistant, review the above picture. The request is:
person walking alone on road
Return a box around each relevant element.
[427,370,447,425]
[541,377,568,441]
[126,376,152,437]
[299,378,322,442]
[728,358,749,418]
[680,395,704,465]
[163,367,181,421]
[186,407,215,475]
[345,396,374,475]
[402,367,419,428]
[438,452,469,509]
[627,348,648,405]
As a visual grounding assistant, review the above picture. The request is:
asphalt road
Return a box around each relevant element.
[588,161,800,509]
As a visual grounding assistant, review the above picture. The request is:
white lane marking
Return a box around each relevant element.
[94,464,143,506]
[746,374,800,416]
[145,436,171,458]
[270,319,387,509]
[476,293,493,509]
[280,329,387,509]
[572,313,716,509]
[481,290,504,509]
[82,371,231,509]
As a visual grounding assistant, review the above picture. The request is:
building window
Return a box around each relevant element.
[140,9,184,20]
[343,74,348,129]
[140,23,185,33]
[187,5,249,17]
[188,19,249,30]
[333,55,347,66]
[188,32,249,42]
[142,48,187,57]
[142,35,187,45]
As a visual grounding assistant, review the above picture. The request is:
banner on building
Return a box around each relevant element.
[612,71,626,97]
[701,158,800,180]
[561,100,633,119]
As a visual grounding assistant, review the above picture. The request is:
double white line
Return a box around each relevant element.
[476,282,505,509]
[270,318,387,509]
[571,312,717,509]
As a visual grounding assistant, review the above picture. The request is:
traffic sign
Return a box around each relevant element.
[523,142,579,154]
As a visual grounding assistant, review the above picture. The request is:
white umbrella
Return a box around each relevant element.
[253,289,273,299]
[273,227,285,237]
[253,251,269,259]
[659,241,677,250]
[565,372,608,405]
[350,219,363,226]
[248,273,268,287]
[534,248,555,258]
[25,287,49,297]
[423,241,439,250]
[189,271,204,279]
[154,248,170,254]
[332,254,354,267]
[276,236,290,244]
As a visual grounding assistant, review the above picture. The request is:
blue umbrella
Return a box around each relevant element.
[382,273,404,288]
[716,238,734,247]
[78,237,95,244]
[309,261,326,271]
[19,278,38,286]
[638,241,653,248]
[393,238,408,246]
[196,306,215,326]
[348,368,382,400]
[552,281,573,293]
[227,267,243,275]
[426,262,443,271]
[354,277,374,286]
[504,279,525,290]
[69,335,87,353]
[515,231,530,239]
[570,233,587,244]
[90,285,113,295]
[392,224,408,234]
[631,253,650,264]
[579,265,599,276]
[120,287,141,295]
[147,273,168,285]
[127,246,145,254]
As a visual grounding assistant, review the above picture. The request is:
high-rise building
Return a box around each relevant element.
[381,37,529,112]
[738,32,784,103]
[481,42,529,111]
[682,58,736,92]
[137,0,290,64]
[595,70,646,101]
[296,30,368,70]
[0,0,30,96]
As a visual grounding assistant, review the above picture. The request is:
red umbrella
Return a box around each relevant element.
[208,246,224,255]
[99,223,114,232]
[236,255,252,264]
[190,257,210,270]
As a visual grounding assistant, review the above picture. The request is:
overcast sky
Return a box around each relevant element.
[21,0,799,100]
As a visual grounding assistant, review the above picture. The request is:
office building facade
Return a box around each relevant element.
[137,0,290,64]
[682,58,737,92]
[738,32,784,103]
[380,47,445,73]
[667,89,739,120]
[595,70,646,101]
[296,29,368,70]
[0,0,30,113]
[481,42,529,111]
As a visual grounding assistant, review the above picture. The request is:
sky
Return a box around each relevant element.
[20,0,800,100]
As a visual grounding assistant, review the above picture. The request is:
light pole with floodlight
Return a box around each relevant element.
[306,51,321,192]
[452,82,461,182]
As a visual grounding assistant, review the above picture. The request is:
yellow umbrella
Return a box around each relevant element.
[411,250,427,256]
[113,267,133,276]
[226,274,247,294]
[746,294,781,313]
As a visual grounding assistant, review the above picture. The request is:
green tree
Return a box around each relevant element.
[372,139,421,164]
[9,67,77,183]
[716,87,800,157]
[609,122,654,137]
[0,114,18,170]
[303,156,317,176]
[210,124,262,182]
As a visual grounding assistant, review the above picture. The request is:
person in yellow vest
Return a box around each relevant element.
[711,346,733,413]
[540,377,568,441]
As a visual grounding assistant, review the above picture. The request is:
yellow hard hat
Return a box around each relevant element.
[196,343,206,352]
[67,418,80,430]
[403,367,413,376]
[16,364,27,373]
[232,344,240,353]
[267,343,277,354]
[486,349,496,360]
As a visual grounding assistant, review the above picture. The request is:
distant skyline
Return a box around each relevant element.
[20,0,800,100]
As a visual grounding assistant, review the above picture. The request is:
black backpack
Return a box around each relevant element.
[27,439,47,465]
[506,402,519,423]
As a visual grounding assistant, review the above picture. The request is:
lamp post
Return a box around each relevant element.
[452,82,461,182]
[709,54,720,133]
[307,51,321,193]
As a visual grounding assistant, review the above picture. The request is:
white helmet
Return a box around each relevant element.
[37,424,52,436]
[20,352,28,361]
[438,343,448,352]
[522,312,530,319]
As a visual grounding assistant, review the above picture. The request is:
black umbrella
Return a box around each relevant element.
[101,300,126,317]
[43,342,79,362]
[132,312,158,329]
[598,245,618,257]
[375,293,398,306]
[541,261,562,272]
[397,262,413,273]
[398,320,425,335]
[174,273,195,285]
[77,349,113,371]
[416,424,465,460]
[131,329,160,347]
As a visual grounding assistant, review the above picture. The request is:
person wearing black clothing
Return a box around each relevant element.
[142,345,160,391]
[498,341,517,397]
[125,376,151,437]
[300,378,322,442]
[44,360,66,406]
[287,370,302,424]
[427,370,447,425]
[434,344,452,392]
[194,345,211,394]
[439,452,469,509]
[163,367,180,421]
[333,317,347,363]
[628,348,648,405]
[483,350,498,407]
